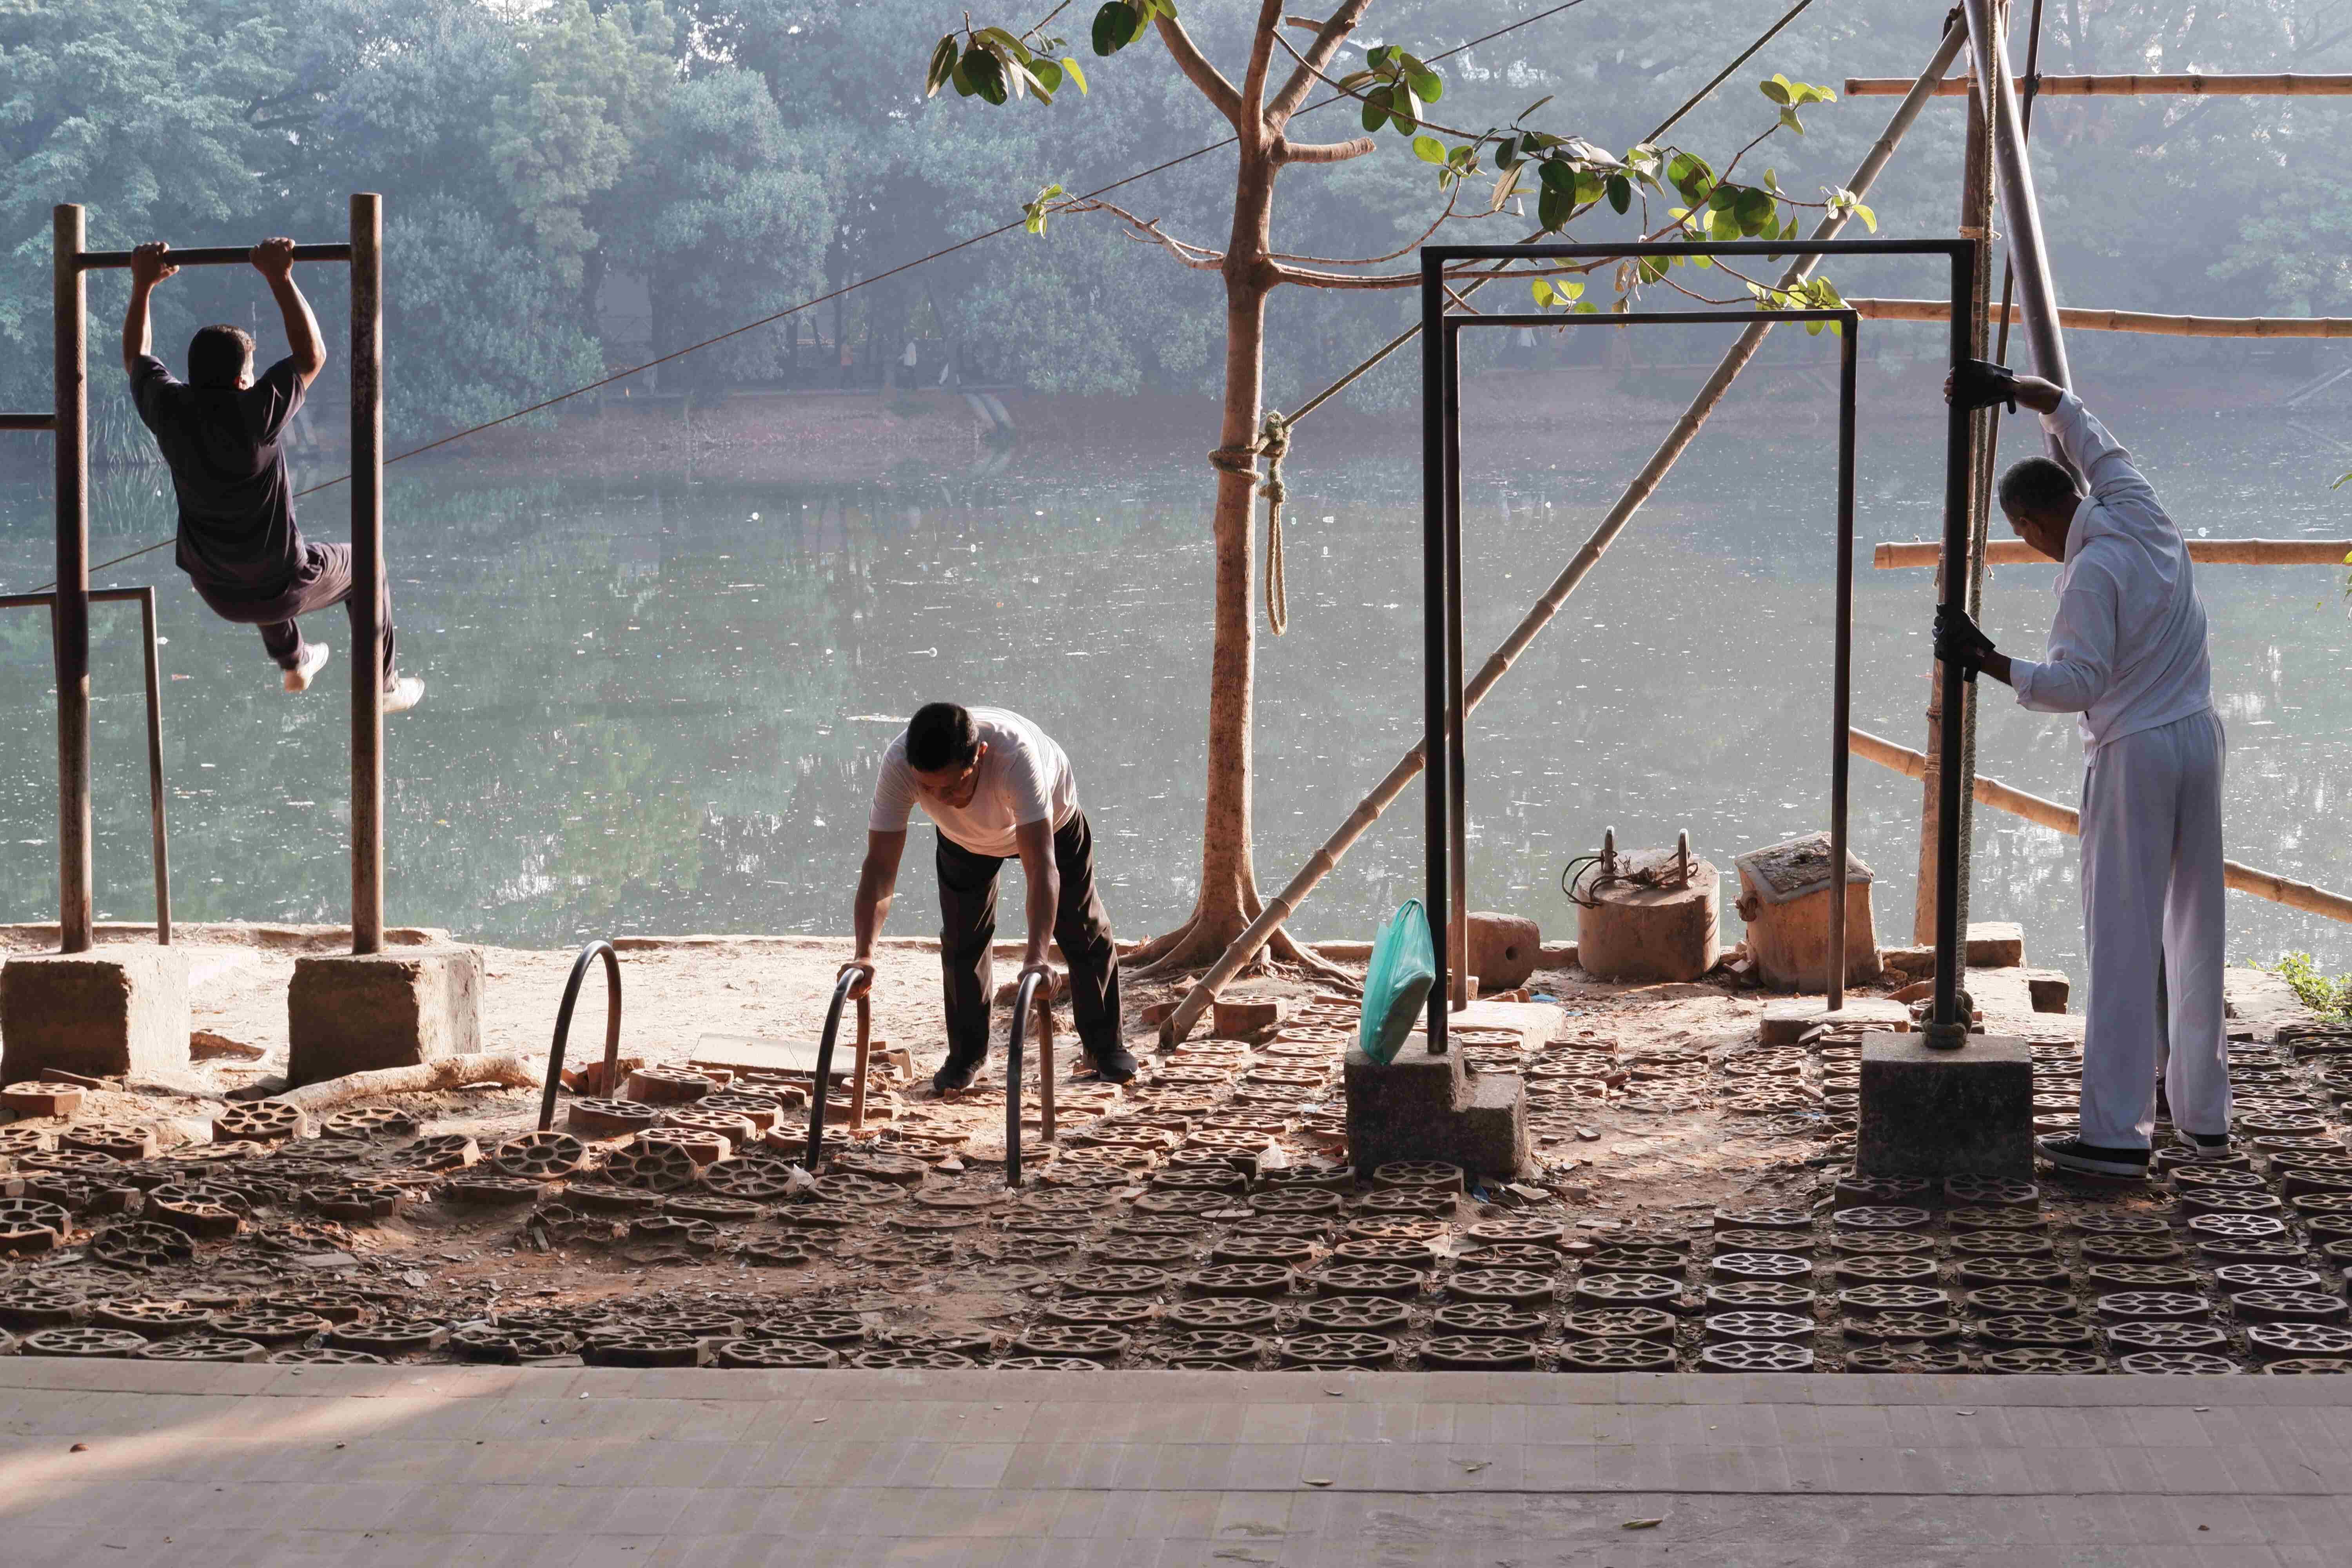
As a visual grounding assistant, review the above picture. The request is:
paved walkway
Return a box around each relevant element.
[2,1362,2346,1566]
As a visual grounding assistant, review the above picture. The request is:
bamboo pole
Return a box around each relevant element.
[1851,728,2352,926]
[1847,72,2352,96]
[1156,21,1975,1046]
[1848,296,2352,338]
[1877,538,2352,568]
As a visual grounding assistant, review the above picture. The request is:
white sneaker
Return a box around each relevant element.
[382,676,426,714]
[282,642,331,693]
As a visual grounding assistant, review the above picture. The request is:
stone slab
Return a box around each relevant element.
[1757,995,1908,1045]
[2224,964,2320,1039]
[0,1359,2339,1568]
[1882,921,2030,978]
[285,946,483,1087]
[690,1033,882,1083]
[1406,998,1565,1051]
[1857,1031,2034,1178]
[0,946,189,1083]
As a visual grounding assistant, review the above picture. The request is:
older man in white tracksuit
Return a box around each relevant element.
[1936,364,2228,1180]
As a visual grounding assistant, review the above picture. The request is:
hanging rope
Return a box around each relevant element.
[1210,410,1293,633]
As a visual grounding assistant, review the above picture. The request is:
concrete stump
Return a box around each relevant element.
[288,947,483,1088]
[1344,1040,1528,1180]
[1576,858,1719,983]
[1734,834,1881,991]
[1856,1031,2033,1178]
[1466,913,1542,993]
[0,947,189,1083]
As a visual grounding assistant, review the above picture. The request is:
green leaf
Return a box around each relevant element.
[1537,182,1572,231]
[1397,85,1423,129]
[1735,187,1775,233]
[1031,57,1063,93]
[1092,1,1138,56]
[926,35,960,96]
[1061,56,1089,94]
[1851,201,1876,233]
[1361,87,1389,134]
[1518,93,1554,120]
[1412,133,1447,165]
[1536,156,1573,189]
[968,47,1009,103]
[1557,279,1583,300]
[1760,76,1791,105]
[1494,132,1521,169]
[1573,168,1606,205]
[1408,67,1443,102]
[1531,279,1556,307]
[1606,174,1630,214]
[1779,105,1804,134]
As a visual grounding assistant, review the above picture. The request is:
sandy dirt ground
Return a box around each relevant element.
[0,921,2330,1375]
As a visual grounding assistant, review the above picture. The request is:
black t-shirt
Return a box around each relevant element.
[130,353,308,597]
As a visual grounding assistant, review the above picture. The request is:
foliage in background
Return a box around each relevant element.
[2270,951,2352,1023]
[0,0,2347,451]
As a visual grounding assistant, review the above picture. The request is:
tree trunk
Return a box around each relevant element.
[1129,140,1332,978]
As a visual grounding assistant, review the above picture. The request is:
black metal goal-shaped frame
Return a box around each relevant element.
[1419,237,1977,1051]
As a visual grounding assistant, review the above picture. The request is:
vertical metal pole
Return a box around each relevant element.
[53,205,93,955]
[1420,256,1449,1056]
[350,193,385,956]
[1827,319,1858,1013]
[1961,0,2072,393]
[1928,245,1978,1048]
[1443,323,1469,1013]
[138,588,171,946]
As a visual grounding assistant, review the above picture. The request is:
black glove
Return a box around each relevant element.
[1933,605,1997,681]
[1949,357,2020,414]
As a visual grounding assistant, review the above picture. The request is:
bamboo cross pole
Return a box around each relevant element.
[1847,73,2352,96]
[1157,21,1974,1046]
[1847,297,2352,338]
[1877,538,2352,567]
[1851,728,2352,926]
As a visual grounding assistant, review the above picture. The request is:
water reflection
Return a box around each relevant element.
[2,401,2346,993]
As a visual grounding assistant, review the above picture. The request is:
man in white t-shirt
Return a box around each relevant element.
[1937,363,2227,1181]
[844,702,1134,1091]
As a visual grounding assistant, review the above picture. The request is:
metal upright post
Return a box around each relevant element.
[1419,254,1449,1056]
[350,193,385,956]
[53,204,92,955]
[1927,245,1980,1047]
[137,587,171,945]
[1443,325,1469,1013]
[1827,319,1859,1013]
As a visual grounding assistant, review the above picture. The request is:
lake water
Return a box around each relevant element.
[4,372,2348,993]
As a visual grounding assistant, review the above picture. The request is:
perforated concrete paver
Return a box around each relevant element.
[4,1361,2351,1565]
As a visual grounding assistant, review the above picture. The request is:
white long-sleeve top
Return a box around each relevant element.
[2007,391,2212,753]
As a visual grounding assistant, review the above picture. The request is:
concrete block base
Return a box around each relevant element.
[1758,996,1910,1046]
[0,947,190,1082]
[1345,1040,1529,1180]
[1856,1031,2033,1178]
[288,947,484,1088]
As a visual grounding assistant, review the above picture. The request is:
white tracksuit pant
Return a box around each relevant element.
[2076,708,2229,1148]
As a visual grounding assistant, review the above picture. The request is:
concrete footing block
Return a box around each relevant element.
[287,947,484,1088]
[1344,1041,1529,1180]
[1758,996,1910,1045]
[1857,1031,2033,1178]
[0,947,190,1082]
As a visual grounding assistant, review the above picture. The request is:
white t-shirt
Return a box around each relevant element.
[867,707,1079,857]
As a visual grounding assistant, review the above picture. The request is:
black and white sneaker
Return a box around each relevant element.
[931,1053,984,1095]
[2036,1133,2150,1180]
[1082,1045,1138,1085]
[2171,1129,2233,1161]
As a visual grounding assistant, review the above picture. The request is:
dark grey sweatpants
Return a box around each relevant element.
[936,809,1121,1063]
[192,541,398,686]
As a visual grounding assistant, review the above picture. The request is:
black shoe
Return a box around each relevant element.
[931,1054,984,1095]
[2035,1133,2150,1180]
[1083,1045,1138,1085]
[2172,1128,2232,1161]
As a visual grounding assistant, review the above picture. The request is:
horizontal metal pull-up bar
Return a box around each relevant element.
[1847,72,2352,97]
[1848,296,2352,339]
[1851,728,2352,927]
[0,412,55,432]
[77,243,352,270]
[1876,538,2352,568]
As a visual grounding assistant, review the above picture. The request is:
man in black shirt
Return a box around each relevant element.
[123,238,423,712]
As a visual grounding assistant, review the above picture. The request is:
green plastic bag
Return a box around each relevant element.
[1358,898,1435,1065]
